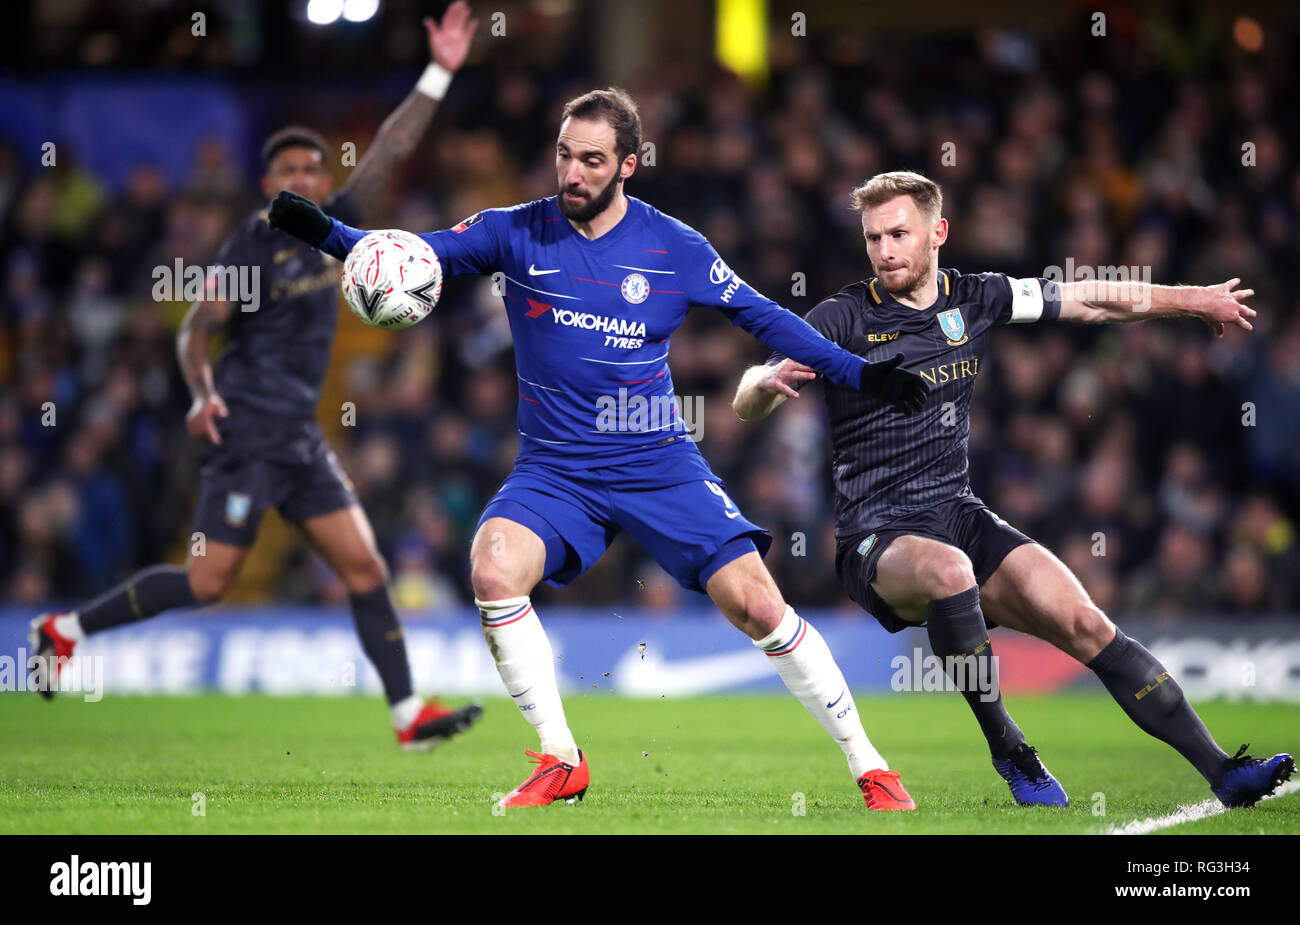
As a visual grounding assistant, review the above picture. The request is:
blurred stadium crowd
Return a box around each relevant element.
[2,5,1298,620]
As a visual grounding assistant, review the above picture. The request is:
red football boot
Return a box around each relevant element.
[497,749,589,808]
[858,768,917,811]
[396,698,483,751]
[28,614,77,700]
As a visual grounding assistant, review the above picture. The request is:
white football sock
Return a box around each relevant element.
[754,606,887,780]
[53,612,85,643]
[391,693,424,730]
[476,596,579,765]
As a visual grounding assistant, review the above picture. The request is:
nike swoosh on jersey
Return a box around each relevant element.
[528,264,561,276]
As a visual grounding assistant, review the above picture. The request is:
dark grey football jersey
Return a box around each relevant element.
[211,192,361,418]
[767,268,1060,538]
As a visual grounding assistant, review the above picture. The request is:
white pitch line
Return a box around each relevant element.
[1106,778,1300,835]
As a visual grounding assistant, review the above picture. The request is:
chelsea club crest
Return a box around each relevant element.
[621,273,650,304]
[937,308,968,346]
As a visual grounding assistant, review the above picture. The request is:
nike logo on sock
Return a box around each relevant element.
[509,686,533,698]
[827,689,846,709]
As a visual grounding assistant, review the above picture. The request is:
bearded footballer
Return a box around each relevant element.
[734,170,1294,809]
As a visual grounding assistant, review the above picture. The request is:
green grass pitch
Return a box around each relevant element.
[0,692,1295,834]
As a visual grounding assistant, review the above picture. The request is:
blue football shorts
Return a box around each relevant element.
[478,452,772,593]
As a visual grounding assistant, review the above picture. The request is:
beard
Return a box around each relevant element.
[875,260,931,297]
[557,170,621,223]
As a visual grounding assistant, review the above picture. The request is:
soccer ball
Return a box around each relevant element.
[341,230,442,329]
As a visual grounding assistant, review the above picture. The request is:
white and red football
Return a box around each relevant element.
[341,230,442,329]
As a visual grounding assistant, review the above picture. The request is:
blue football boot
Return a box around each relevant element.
[1212,744,1295,808]
[992,743,1069,806]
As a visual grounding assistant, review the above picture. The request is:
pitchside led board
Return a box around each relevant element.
[1,608,1297,702]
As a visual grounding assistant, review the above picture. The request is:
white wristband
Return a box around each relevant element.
[416,62,452,100]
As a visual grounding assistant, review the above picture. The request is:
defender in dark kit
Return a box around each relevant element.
[736,169,1291,809]
[31,4,483,749]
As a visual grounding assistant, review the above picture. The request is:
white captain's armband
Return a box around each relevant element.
[1007,276,1048,323]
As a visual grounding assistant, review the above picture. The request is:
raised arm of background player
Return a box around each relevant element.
[177,3,479,443]
[732,276,1257,421]
[337,1,478,218]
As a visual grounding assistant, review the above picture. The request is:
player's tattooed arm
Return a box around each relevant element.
[340,2,479,218]
[177,299,233,443]
[733,359,817,421]
[1057,278,1256,338]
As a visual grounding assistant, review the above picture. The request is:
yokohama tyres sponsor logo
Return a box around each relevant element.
[550,307,646,337]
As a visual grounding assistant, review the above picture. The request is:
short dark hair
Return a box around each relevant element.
[261,125,329,168]
[560,88,641,162]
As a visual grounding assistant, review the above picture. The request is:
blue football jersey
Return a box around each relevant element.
[320,195,867,469]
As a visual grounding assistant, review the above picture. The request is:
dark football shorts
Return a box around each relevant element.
[834,494,1034,634]
[191,405,358,548]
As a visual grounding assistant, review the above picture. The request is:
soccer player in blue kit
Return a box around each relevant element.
[268,89,930,809]
[30,4,484,750]
[734,170,1294,809]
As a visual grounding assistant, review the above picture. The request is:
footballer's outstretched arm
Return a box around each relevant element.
[339,2,479,217]
[1056,278,1256,338]
[269,194,505,280]
[732,359,816,421]
[672,232,928,412]
[719,293,925,413]
[177,298,233,443]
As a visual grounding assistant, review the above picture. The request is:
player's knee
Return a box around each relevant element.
[188,565,233,604]
[1062,602,1114,651]
[741,590,787,637]
[470,553,527,602]
[922,551,976,600]
[707,555,786,635]
[342,553,389,594]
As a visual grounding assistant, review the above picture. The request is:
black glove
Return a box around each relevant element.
[267,190,332,247]
[859,353,928,414]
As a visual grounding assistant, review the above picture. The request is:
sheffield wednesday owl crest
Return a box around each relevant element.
[937,308,968,346]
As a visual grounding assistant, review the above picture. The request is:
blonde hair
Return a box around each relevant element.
[850,171,942,221]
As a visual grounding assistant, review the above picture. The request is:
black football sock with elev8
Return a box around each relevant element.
[1087,628,1231,784]
[349,584,414,706]
[78,565,199,634]
[926,587,1027,760]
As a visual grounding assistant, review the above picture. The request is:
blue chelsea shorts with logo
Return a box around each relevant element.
[478,449,772,594]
